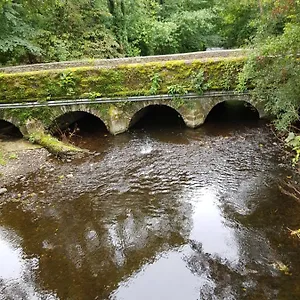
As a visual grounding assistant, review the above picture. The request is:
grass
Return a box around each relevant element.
[8,152,18,160]
[0,150,6,166]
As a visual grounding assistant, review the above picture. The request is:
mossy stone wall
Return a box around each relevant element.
[0,57,246,104]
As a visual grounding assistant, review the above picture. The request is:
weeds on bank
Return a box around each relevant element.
[8,153,18,160]
[0,151,6,166]
[269,125,300,239]
[0,150,19,166]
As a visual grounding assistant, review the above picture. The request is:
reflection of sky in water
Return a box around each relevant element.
[111,248,206,300]
[0,228,57,300]
[109,177,284,300]
[0,123,290,299]
[111,186,237,299]
[0,229,23,280]
[188,187,238,262]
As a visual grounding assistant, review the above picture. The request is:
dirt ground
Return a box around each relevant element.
[0,138,50,188]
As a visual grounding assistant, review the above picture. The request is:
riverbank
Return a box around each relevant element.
[0,139,49,189]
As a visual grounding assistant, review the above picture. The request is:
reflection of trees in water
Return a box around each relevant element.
[1,279,32,300]
[0,226,55,300]
[174,182,293,299]
[182,184,300,300]
[0,277,56,300]
[184,240,280,300]
[0,188,193,299]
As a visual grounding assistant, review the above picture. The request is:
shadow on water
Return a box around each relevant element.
[0,120,22,140]
[205,101,259,123]
[202,100,260,136]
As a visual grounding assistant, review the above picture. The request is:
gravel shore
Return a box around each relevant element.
[0,139,49,188]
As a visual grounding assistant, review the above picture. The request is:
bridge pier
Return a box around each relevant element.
[105,106,129,135]
[177,100,206,128]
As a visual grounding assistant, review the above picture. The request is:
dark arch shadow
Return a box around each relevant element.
[49,112,109,149]
[205,100,260,124]
[0,120,23,139]
[201,100,261,137]
[50,112,108,134]
[129,105,185,130]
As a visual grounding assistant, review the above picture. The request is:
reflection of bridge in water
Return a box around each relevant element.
[0,49,267,137]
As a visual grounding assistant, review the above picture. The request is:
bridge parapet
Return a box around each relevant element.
[0,55,246,104]
[0,49,245,74]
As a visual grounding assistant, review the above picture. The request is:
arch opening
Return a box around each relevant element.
[0,120,22,139]
[205,100,259,124]
[129,105,185,130]
[49,112,108,144]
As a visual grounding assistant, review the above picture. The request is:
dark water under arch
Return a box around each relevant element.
[205,100,260,123]
[129,104,185,130]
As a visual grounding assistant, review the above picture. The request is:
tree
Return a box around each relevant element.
[239,0,300,131]
[0,0,40,65]
[1,0,283,65]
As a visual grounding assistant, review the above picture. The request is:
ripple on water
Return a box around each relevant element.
[0,122,299,300]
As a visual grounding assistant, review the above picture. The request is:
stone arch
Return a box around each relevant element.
[126,102,191,130]
[203,98,263,123]
[0,116,25,136]
[47,106,109,133]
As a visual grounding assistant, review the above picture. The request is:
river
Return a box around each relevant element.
[1,106,300,300]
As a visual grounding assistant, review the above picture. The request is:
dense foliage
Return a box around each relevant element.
[0,0,270,65]
[239,0,300,132]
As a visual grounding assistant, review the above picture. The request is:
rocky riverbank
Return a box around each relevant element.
[0,139,49,189]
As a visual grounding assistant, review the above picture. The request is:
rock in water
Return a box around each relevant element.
[0,188,8,195]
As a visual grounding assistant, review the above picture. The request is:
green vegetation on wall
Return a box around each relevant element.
[4,107,53,126]
[0,57,245,104]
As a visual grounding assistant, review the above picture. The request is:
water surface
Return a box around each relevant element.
[1,119,300,300]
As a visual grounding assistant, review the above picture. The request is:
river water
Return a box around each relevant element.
[1,108,300,300]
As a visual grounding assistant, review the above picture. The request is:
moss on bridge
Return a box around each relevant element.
[0,57,245,104]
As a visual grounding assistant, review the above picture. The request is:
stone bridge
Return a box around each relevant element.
[0,49,266,137]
